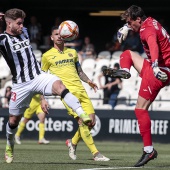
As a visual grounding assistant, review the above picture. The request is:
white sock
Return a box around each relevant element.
[63,92,84,116]
[6,122,17,146]
[121,68,130,73]
[75,107,84,116]
[144,146,153,153]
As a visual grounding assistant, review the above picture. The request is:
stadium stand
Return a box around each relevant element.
[33,50,42,62]
[111,50,123,59]
[30,42,38,50]
[97,51,111,60]
[0,55,11,80]
[0,53,169,111]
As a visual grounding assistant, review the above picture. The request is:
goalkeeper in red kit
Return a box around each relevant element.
[103,5,170,167]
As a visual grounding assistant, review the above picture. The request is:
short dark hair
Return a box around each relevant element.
[121,5,146,21]
[5,8,26,20]
[51,26,59,34]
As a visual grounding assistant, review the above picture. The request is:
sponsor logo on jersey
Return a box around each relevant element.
[55,59,74,65]
[52,56,57,59]
[12,39,30,51]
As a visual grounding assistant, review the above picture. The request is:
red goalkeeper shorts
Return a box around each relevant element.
[139,59,170,101]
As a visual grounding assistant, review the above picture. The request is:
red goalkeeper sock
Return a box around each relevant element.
[135,108,152,146]
[120,50,133,70]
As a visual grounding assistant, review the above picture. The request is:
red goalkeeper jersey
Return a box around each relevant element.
[140,17,170,67]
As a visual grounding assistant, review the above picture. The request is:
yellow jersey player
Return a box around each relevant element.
[41,26,110,161]
[15,94,50,144]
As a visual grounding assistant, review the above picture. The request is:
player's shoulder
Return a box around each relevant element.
[143,17,158,28]
[140,17,156,34]
[42,48,53,57]
[65,47,78,56]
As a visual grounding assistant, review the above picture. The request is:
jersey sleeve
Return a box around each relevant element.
[41,54,50,72]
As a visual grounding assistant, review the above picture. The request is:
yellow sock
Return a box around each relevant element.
[72,127,81,145]
[79,124,98,155]
[39,123,45,140]
[15,121,26,137]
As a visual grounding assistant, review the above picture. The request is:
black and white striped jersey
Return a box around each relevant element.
[0,27,41,83]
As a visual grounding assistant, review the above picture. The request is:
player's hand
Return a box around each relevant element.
[0,12,4,21]
[117,24,132,43]
[88,80,98,92]
[41,99,50,114]
[152,60,168,82]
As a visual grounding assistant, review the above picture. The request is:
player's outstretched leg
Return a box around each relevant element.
[61,89,91,124]
[134,148,158,167]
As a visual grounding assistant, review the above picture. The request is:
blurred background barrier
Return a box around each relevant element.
[0,108,170,143]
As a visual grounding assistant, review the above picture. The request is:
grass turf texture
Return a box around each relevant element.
[0,140,170,170]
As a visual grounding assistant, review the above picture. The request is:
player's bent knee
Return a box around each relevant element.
[52,80,66,95]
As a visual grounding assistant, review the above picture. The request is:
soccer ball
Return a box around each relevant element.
[59,20,79,41]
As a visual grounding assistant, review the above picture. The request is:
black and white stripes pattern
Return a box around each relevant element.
[0,27,41,83]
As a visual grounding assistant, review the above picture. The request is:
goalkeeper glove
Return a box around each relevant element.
[117,24,132,43]
[152,60,168,82]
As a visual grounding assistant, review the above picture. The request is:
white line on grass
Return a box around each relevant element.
[78,167,142,170]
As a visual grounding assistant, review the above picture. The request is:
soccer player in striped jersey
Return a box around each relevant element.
[0,8,91,163]
[112,5,170,167]
[15,94,50,145]
[41,26,110,161]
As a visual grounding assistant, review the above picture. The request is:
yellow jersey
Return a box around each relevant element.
[41,47,84,92]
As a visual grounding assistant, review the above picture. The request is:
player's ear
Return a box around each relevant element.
[51,36,53,41]
[6,19,11,27]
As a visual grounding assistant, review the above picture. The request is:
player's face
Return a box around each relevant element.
[51,29,64,45]
[126,17,141,32]
[9,18,24,35]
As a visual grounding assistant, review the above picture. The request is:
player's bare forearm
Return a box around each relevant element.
[77,65,90,83]
[77,65,98,92]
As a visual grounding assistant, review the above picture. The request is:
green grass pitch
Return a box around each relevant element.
[0,140,170,170]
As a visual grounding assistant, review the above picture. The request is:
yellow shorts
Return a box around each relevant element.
[62,90,95,118]
[24,94,43,119]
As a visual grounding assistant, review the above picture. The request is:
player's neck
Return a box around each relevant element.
[54,44,64,53]
[5,28,17,36]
